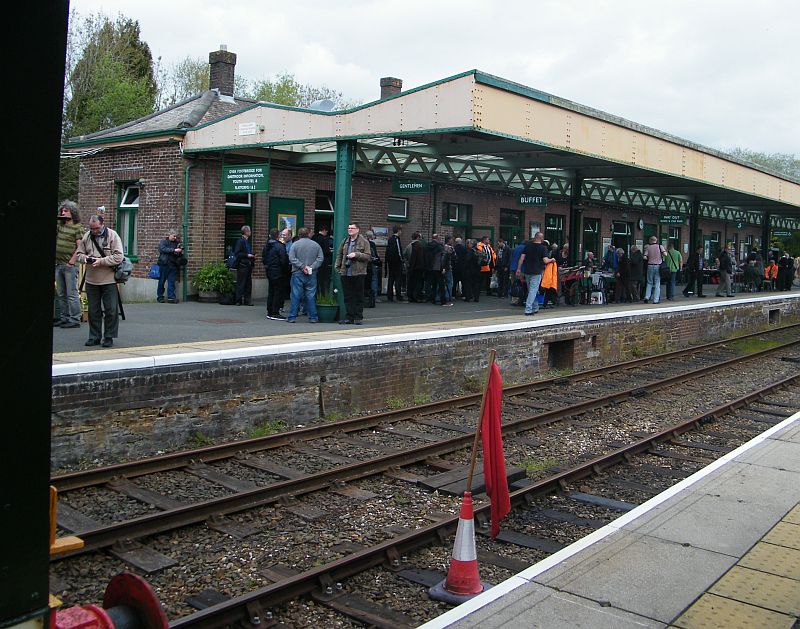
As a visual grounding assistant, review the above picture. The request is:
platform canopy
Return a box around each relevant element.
[183,70,800,229]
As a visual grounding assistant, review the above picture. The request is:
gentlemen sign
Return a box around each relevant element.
[392,178,430,194]
[518,194,548,207]
[222,164,270,193]
[659,213,685,225]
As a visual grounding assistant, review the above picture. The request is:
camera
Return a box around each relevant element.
[85,256,96,264]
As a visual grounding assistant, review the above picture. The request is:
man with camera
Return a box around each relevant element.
[156,228,184,304]
[76,214,124,347]
[54,200,84,328]
[334,222,371,324]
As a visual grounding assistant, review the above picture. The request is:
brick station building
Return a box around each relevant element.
[64,48,798,301]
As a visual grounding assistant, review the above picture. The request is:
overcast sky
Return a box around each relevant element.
[70,0,798,155]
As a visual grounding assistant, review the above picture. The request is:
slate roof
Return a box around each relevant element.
[66,89,256,144]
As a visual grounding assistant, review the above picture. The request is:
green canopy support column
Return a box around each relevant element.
[761,210,771,252]
[689,195,700,254]
[333,140,356,319]
[568,171,583,265]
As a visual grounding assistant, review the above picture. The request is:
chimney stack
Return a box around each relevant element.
[209,46,237,97]
[380,77,402,99]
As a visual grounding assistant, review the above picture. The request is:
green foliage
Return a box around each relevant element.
[385,396,405,409]
[323,411,345,423]
[248,72,358,109]
[523,457,559,476]
[250,420,285,438]
[190,431,213,447]
[413,393,431,405]
[64,13,157,138]
[190,261,235,294]
[727,338,782,354]
[316,290,338,305]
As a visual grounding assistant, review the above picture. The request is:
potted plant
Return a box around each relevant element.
[316,286,339,323]
[191,261,235,303]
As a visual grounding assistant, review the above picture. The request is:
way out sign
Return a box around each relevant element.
[659,213,685,225]
[222,164,270,193]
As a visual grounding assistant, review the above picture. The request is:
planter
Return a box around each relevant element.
[198,290,219,303]
[316,303,338,323]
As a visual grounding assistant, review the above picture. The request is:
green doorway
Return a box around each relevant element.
[269,197,305,236]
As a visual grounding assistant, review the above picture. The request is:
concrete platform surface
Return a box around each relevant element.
[422,410,800,629]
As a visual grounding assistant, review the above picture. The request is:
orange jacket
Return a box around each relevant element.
[765,263,778,280]
[477,242,496,273]
[541,261,559,290]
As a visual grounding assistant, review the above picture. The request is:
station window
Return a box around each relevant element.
[117,183,139,258]
[315,190,335,213]
[583,217,600,258]
[388,197,409,220]
[224,193,252,256]
[545,214,565,246]
[668,226,681,252]
[443,202,471,224]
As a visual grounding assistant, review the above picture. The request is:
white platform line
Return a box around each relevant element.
[52,294,799,376]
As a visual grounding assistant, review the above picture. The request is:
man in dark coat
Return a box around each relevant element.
[404,232,426,302]
[311,226,333,296]
[384,225,405,301]
[629,245,645,300]
[683,245,706,297]
[262,228,290,319]
[233,225,256,305]
[453,237,467,299]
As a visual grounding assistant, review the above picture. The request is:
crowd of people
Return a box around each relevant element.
[54,198,800,346]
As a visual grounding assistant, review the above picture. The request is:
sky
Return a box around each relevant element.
[69,0,799,155]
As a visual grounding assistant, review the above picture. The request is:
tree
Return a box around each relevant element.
[157,56,250,108]
[727,148,800,180]
[60,12,158,198]
[249,73,357,109]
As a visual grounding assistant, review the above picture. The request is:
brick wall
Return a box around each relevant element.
[50,298,799,467]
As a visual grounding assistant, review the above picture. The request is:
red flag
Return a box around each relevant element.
[481,362,510,538]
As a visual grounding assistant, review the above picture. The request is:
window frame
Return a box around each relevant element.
[225,193,252,208]
[387,196,409,221]
[116,182,140,260]
[544,214,565,246]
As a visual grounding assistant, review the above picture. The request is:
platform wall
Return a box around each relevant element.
[51,298,800,468]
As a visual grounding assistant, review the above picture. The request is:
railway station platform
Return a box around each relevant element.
[52,290,800,374]
[422,410,800,629]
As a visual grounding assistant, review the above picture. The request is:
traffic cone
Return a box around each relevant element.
[429,492,490,604]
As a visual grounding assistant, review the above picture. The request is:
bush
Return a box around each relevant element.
[190,261,235,294]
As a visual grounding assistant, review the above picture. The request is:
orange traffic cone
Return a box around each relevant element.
[429,492,490,604]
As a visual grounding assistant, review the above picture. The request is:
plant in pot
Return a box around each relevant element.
[315,284,339,323]
[191,261,235,303]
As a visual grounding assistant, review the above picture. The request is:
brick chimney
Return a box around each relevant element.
[380,77,402,99]
[209,46,237,97]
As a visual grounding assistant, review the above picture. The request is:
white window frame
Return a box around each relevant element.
[225,193,252,208]
[387,197,408,219]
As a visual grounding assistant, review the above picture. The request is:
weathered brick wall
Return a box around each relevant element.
[50,299,799,468]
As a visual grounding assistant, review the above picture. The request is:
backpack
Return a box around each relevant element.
[114,256,133,283]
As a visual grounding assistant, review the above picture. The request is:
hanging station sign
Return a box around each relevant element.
[221,163,270,193]
[518,194,548,207]
[392,178,430,194]
[659,213,685,225]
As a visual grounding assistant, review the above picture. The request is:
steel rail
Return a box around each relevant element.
[53,336,800,559]
[168,370,800,628]
[52,323,800,491]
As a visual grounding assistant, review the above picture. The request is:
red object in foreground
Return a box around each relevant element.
[481,362,511,538]
[443,491,483,595]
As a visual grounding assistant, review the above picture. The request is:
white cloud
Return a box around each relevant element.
[70,0,800,153]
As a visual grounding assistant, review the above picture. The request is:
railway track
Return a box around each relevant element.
[49,325,800,625]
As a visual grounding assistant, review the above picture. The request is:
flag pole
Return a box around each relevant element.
[465,349,497,493]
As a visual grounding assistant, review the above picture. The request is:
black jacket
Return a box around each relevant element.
[385,234,404,269]
[261,239,289,280]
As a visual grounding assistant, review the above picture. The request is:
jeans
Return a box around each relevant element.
[524,273,543,313]
[55,264,81,324]
[716,270,733,296]
[370,265,379,298]
[666,271,677,299]
[444,270,453,303]
[645,265,661,303]
[85,282,119,341]
[288,273,318,321]
[156,264,177,300]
